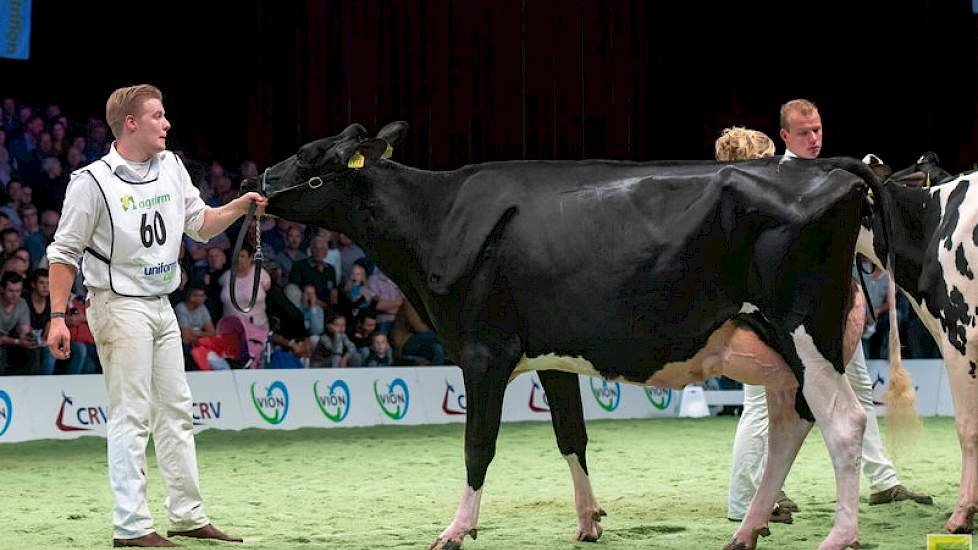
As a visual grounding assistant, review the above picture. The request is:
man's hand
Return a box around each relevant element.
[48,320,72,360]
[233,192,268,217]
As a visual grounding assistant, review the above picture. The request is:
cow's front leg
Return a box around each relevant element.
[944,353,978,533]
[430,335,519,550]
[794,328,866,550]
[538,370,606,542]
[726,386,810,550]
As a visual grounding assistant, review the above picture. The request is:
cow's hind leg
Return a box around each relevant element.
[727,386,811,550]
[429,333,521,550]
[538,370,606,542]
[944,353,978,533]
[795,328,866,550]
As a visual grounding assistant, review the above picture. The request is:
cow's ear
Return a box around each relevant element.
[377,121,409,148]
[426,176,519,295]
[344,138,389,169]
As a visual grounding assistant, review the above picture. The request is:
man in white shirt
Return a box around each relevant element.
[46,84,266,548]
[726,99,932,522]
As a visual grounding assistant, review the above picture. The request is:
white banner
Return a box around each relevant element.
[188,370,244,433]
[0,361,955,443]
[0,376,33,442]
[866,359,947,416]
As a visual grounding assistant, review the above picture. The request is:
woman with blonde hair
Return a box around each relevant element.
[714,126,775,161]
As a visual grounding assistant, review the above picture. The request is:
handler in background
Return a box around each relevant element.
[46,84,266,548]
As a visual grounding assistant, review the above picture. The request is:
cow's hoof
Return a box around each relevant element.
[428,529,476,550]
[574,523,603,543]
[946,508,976,534]
[723,526,770,550]
[428,538,462,550]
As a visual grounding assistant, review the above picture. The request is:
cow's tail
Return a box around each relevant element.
[843,157,920,444]
[882,272,922,446]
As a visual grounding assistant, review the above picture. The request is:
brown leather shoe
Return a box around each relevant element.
[775,491,800,513]
[167,523,243,542]
[869,484,934,505]
[112,532,180,547]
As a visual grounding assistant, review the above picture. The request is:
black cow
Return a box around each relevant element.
[859,153,978,534]
[253,122,883,550]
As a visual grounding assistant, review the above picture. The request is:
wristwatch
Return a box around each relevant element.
[50,312,67,320]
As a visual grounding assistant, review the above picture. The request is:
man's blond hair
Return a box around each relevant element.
[714,127,775,161]
[105,84,162,139]
[779,98,818,131]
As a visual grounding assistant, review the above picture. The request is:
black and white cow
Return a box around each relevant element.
[859,153,978,534]
[253,122,886,550]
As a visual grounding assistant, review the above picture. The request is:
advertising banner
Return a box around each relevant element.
[0,0,31,60]
[187,370,244,433]
[413,366,466,424]
[0,376,32,442]
[866,359,946,416]
[27,374,109,440]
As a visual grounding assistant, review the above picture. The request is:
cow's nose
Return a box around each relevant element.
[429,273,441,285]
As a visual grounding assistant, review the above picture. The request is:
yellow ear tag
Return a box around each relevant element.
[925,173,931,188]
[381,144,394,159]
[347,151,365,169]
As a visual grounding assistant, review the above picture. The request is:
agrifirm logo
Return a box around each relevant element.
[442,381,465,415]
[589,379,621,412]
[250,381,289,425]
[120,193,171,212]
[314,379,351,423]
[528,378,550,413]
[192,401,223,426]
[644,387,672,410]
[0,390,11,437]
[373,378,410,420]
[56,392,107,431]
[928,534,972,549]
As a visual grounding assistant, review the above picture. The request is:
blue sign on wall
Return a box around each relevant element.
[1,0,32,60]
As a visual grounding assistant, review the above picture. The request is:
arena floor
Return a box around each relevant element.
[0,417,960,549]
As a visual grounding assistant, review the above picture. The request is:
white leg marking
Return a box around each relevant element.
[565,453,605,542]
[794,325,865,550]
[431,487,483,549]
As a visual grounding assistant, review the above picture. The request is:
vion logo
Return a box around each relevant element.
[0,390,11,437]
[442,381,465,415]
[590,379,621,412]
[192,401,223,426]
[56,392,107,431]
[314,379,351,423]
[644,387,672,410]
[250,381,289,424]
[373,378,409,420]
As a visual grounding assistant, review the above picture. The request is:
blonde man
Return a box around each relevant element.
[46,85,266,548]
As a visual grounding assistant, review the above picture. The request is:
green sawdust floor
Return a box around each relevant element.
[0,417,961,549]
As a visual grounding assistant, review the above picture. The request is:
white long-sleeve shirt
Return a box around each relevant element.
[46,143,208,293]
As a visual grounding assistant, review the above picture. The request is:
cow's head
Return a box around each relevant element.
[243,121,409,230]
[887,152,954,188]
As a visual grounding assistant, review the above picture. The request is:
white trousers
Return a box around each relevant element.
[726,343,899,519]
[88,290,209,539]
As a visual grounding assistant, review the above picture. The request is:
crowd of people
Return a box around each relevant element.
[0,95,446,376]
